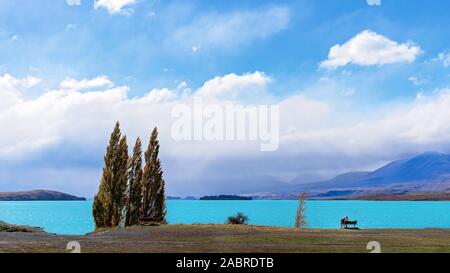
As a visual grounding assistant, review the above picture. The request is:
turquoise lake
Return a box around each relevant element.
[0,200,449,235]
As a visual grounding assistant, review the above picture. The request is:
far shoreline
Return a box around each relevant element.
[0,190,86,201]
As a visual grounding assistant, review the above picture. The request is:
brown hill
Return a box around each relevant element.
[0,190,86,201]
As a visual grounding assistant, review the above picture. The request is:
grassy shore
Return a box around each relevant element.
[1,224,450,253]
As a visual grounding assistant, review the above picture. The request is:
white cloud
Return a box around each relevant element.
[0,85,130,157]
[59,76,113,90]
[171,6,290,52]
[3,72,450,196]
[196,71,271,101]
[408,76,427,86]
[0,72,271,159]
[284,89,450,159]
[0,73,41,90]
[94,0,136,15]
[66,0,81,6]
[438,51,450,67]
[320,30,422,69]
[0,74,26,109]
[133,88,177,104]
[0,72,278,185]
[3,71,450,162]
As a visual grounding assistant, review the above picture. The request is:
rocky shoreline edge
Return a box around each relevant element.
[0,220,43,233]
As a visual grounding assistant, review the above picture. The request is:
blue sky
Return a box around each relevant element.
[1,0,449,99]
[0,0,450,197]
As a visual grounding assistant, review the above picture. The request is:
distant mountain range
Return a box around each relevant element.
[247,152,450,200]
[5,153,450,201]
[0,190,86,201]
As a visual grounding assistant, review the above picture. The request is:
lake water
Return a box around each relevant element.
[0,200,449,235]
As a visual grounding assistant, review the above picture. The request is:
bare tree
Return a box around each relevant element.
[295,192,308,229]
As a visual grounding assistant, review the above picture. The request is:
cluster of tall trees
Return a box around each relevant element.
[93,122,167,229]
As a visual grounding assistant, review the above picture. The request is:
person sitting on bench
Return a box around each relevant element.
[341,216,358,229]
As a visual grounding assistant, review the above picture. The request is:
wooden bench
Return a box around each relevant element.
[341,219,358,229]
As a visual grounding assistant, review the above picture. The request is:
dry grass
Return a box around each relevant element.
[0,224,449,253]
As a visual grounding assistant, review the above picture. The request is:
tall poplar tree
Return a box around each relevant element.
[125,137,143,226]
[141,127,167,223]
[93,122,129,228]
[113,135,128,226]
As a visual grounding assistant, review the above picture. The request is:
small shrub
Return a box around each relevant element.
[226,212,249,225]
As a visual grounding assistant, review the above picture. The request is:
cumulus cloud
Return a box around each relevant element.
[320,30,422,69]
[196,71,271,101]
[283,90,450,160]
[408,76,427,86]
[171,6,290,51]
[59,76,113,90]
[0,74,41,108]
[3,72,450,196]
[0,74,32,109]
[0,74,41,89]
[0,72,271,160]
[94,0,136,15]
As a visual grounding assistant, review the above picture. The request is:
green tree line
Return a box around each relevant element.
[93,122,167,229]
